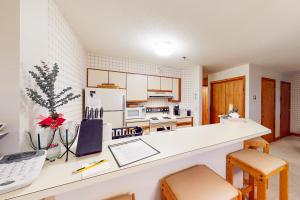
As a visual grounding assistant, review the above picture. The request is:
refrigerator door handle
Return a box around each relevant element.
[122,95,126,127]
[122,95,126,110]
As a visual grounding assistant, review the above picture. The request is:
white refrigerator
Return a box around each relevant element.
[85,88,126,128]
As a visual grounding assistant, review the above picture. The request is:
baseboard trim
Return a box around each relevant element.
[290,132,300,137]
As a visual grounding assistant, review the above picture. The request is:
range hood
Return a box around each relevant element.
[148,91,173,98]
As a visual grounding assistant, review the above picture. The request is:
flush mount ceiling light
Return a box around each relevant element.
[153,41,175,56]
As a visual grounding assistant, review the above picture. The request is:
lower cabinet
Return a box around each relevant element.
[126,120,150,134]
[176,117,194,129]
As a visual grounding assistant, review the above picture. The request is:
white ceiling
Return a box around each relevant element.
[55,0,300,73]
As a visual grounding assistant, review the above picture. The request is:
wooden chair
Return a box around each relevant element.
[227,149,288,200]
[104,193,135,200]
[161,165,242,200]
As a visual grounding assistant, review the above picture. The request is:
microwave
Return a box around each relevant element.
[125,107,146,119]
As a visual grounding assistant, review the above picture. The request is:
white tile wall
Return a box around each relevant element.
[87,54,199,122]
[48,0,86,122]
[291,73,300,133]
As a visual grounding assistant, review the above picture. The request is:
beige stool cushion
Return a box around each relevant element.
[105,194,133,200]
[229,149,286,175]
[165,165,239,200]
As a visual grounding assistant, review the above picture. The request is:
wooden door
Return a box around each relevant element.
[261,78,276,142]
[210,82,226,123]
[202,86,209,125]
[280,81,291,138]
[210,76,245,124]
[225,79,245,118]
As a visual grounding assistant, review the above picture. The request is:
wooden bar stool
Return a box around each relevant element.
[243,137,270,186]
[104,193,135,200]
[227,149,288,200]
[244,137,270,153]
[161,165,242,200]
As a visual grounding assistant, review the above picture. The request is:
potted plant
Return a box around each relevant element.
[26,61,80,160]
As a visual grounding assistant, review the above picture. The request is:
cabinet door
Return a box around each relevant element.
[87,69,109,87]
[161,77,173,91]
[210,82,226,124]
[225,79,245,117]
[170,78,181,102]
[126,121,150,134]
[147,76,161,90]
[109,71,126,88]
[127,74,148,102]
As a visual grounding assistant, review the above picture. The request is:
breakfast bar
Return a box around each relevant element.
[1,119,270,200]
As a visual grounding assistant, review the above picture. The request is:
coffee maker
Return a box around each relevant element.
[173,105,180,116]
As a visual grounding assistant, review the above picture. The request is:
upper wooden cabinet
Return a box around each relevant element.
[109,71,126,89]
[147,76,161,90]
[87,69,108,87]
[161,77,173,91]
[87,68,181,102]
[87,69,127,88]
[127,73,148,102]
[170,78,181,102]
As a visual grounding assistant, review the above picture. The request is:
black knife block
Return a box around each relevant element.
[75,119,103,157]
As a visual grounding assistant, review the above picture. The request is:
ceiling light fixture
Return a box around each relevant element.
[153,41,174,57]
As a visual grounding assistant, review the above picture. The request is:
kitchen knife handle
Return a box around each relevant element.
[100,107,103,119]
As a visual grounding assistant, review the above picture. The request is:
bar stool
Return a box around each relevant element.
[243,137,270,185]
[161,165,242,200]
[104,193,135,200]
[244,137,270,153]
[227,149,288,200]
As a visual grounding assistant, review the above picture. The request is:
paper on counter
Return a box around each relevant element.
[108,139,160,167]
[81,160,111,178]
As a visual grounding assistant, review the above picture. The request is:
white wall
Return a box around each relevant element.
[290,73,300,134]
[208,64,250,119]
[208,64,289,138]
[0,0,87,153]
[19,0,49,151]
[249,65,290,138]
[87,54,203,125]
[0,0,20,154]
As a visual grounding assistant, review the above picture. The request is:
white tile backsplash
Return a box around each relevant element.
[87,54,199,123]
[48,0,86,122]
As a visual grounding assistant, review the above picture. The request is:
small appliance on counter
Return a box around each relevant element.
[173,105,180,116]
[187,109,192,116]
[125,106,146,119]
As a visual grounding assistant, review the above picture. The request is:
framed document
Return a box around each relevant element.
[108,138,160,167]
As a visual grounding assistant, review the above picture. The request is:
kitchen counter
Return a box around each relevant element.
[1,119,270,200]
[125,118,150,123]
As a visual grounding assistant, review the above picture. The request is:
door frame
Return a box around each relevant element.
[280,81,291,138]
[261,77,276,141]
[210,76,246,124]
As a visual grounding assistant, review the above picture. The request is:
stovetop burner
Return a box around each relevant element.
[150,117,159,120]
[162,117,171,119]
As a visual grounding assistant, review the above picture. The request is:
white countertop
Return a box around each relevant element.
[1,119,270,200]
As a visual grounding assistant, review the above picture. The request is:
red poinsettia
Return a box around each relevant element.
[38,113,65,129]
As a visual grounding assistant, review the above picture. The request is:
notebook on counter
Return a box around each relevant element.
[108,138,160,167]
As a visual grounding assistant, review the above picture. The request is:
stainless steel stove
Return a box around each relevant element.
[146,107,177,132]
